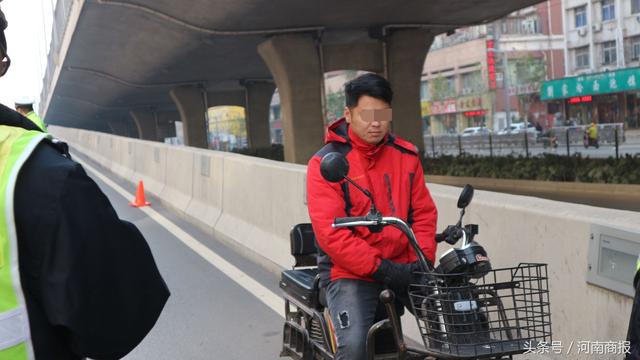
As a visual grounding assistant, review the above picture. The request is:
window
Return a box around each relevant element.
[602,0,615,21]
[575,6,587,28]
[420,81,430,101]
[633,0,640,14]
[461,71,483,93]
[633,38,640,61]
[575,46,590,68]
[445,76,456,96]
[602,41,617,65]
[521,16,540,34]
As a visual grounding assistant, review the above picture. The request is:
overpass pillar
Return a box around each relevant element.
[386,29,434,155]
[258,34,324,164]
[243,81,275,149]
[130,109,159,141]
[170,85,209,149]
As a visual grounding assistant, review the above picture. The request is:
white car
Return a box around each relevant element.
[497,122,537,135]
[461,126,491,137]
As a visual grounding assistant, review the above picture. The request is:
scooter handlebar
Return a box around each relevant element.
[333,216,370,226]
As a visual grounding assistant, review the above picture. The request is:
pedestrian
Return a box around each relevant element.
[0,5,169,359]
[14,98,46,132]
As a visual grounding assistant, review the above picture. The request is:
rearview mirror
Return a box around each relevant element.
[457,184,474,209]
[320,152,349,183]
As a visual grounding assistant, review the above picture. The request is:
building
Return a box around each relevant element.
[422,0,565,134]
[541,0,640,127]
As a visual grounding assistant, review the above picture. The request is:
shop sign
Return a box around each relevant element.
[457,96,484,112]
[421,100,431,115]
[507,82,540,96]
[541,67,640,100]
[568,95,593,104]
[464,110,486,117]
[430,99,457,114]
[486,39,497,89]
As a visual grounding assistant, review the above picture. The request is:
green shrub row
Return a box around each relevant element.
[231,144,639,184]
[423,154,640,184]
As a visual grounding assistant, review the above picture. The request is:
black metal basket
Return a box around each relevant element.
[409,263,552,359]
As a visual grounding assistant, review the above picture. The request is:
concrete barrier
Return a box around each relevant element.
[184,149,224,233]
[160,146,194,213]
[132,141,167,196]
[48,125,640,358]
[215,153,309,269]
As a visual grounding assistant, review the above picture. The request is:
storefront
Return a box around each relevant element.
[541,67,640,128]
[456,95,489,130]
[427,99,457,134]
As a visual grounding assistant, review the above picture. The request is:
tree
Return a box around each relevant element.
[511,55,547,124]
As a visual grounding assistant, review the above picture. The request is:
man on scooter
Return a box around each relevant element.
[306,73,438,360]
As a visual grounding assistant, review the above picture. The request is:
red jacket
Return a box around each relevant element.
[307,118,438,286]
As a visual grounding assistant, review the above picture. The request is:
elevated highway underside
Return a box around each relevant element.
[44,0,543,162]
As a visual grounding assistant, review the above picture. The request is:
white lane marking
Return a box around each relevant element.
[75,157,285,318]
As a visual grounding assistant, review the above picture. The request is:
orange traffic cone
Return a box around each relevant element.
[130,180,151,207]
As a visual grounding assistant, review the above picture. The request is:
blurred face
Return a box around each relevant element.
[344,95,392,145]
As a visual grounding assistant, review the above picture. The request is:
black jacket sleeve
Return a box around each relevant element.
[15,142,169,359]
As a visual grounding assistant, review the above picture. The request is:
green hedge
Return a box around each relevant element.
[423,154,640,184]
[232,144,284,161]
[231,145,639,184]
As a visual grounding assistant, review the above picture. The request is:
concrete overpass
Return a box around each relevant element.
[42,0,545,163]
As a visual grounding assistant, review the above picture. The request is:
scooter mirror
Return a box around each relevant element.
[457,184,474,209]
[320,152,349,183]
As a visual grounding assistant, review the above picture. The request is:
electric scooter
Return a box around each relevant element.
[279,152,552,359]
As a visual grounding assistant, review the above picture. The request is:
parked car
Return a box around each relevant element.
[497,122,537,135]
[461,126,491,137]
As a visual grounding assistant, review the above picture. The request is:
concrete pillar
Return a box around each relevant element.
[130,109,158,141]
[169,85,208,149]
[258,34,324,164]
[386,29,434,155]
[244,81,275,149]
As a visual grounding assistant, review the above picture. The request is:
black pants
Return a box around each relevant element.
[627,280,640,360]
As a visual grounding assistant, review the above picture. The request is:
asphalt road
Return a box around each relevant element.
[75,153,285,360]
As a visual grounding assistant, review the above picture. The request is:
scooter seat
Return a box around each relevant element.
[280,268,322,309]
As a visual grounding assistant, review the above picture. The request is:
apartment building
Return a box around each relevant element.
[422,0,565,135]
[541,0,640,127]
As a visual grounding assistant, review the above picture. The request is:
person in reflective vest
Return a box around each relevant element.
[0,5,169,360]
[14,99,46,132]
[626,255,640,360]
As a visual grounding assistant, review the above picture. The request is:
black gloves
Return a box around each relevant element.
[372,259,423,290]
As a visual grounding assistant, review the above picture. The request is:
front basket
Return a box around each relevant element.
[409,263,552,359]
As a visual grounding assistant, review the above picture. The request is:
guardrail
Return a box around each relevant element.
[424,123,626,158]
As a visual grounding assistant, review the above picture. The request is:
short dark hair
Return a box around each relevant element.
[344,73,392,108]
[16,104,33,112]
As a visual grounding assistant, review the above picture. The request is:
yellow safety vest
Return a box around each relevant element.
[0,125,49,360]
[25,112,46,133]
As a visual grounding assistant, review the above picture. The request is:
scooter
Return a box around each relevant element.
[583,132,599,149]
[279,152,552,360]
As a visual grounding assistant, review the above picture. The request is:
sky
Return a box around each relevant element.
[0,0,55,112]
